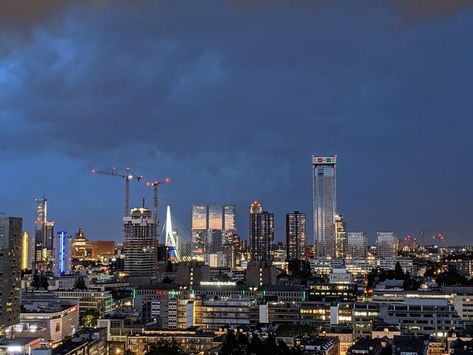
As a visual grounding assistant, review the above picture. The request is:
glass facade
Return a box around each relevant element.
[312,156,337,257]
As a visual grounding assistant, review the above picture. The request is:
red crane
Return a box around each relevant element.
[91,167,143,217]
[146,178,171,236]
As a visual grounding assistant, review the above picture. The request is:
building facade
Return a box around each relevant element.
[123,207,157,277]
[347,232,368,258]
[249,201,274,262]
[34,198,54,270]
[376,232,398,259]
[286,211,306,261]
[0,216,22,334]
[312,156,337,258]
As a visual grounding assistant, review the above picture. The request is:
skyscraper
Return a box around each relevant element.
[376,232,398,259]
[347,232,368,258]
[249,201,274,262]
[286,211,306,261]
[21,231,30,271]
[207,204,223,253]
[223,205,236,232]
[34,198,54,270]
[53,231,72,276]
[123,207,157,277]
[334,214,347,258]
[312,155,337,257]
[0,216,22,334]
[192,204,207,260]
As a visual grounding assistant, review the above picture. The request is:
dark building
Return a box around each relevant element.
[0,216,22,334]
[286,211,306,261]
[392,336,428,355]
[347,338,383,355]
[249,201,274,262]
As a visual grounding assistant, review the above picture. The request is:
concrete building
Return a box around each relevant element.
[54,290,115,317]
[0,216,22,335]
[19,298,79,343]
[286,211,306,261]
[245,260,277,287]
[123,207,157,277]
[175,261,210,288]
[376,232,398,259]
[312,155,337,258]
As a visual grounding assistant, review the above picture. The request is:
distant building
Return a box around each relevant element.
[347,338,383,355]
[335,214,347,258]
[34,198,54,270]
[376,232,398,259]
[53,231,72,276]
[192,204,207,260]
[347,232,368,258]
[123,207,157,277]
[0,216,22,334]
[312,155,337,258]
[21,231,30,271]
[72,228,115,261]
[249,201,274,262]
[286,211,306,261]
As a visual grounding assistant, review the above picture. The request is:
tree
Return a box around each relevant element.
[81,309,99,327]
[145,340,182,355]
[74,276,87,290]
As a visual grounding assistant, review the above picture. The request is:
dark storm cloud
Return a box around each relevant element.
[1,1,473,243]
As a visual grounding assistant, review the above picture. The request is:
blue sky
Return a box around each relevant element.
[1,0,473,245]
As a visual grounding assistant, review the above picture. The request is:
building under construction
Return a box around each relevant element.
[122,207,157,277]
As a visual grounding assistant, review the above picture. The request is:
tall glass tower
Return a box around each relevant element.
[312,155,337,257]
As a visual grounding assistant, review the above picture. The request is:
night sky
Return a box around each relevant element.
[1,1,473,245]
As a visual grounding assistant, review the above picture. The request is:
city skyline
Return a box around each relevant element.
[1,2,473,244]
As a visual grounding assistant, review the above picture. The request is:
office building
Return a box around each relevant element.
[249,201,274,261]
[34,198,54,270]
[376,232,398,259]
[53,231,72,276]
[286,211,306,260]
[347,232,368,258]
[223,205,236,232]
[123,207,157,277]
[312,156,337,257]
[0,216,22,334]
[192,204,207,259]
[19,297,79,342]
[335,214,347,258]
[207,204,223,254]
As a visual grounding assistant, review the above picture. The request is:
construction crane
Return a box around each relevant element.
[91,167,143,216]
[146,178,171,236]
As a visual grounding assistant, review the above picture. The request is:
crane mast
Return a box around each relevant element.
[146,178,171,237]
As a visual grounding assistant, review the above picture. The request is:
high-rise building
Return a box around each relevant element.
[123,207,157,277]
[376,232,398,259]
[312,156,337,258]
[0,216,22,334]
[207,204,223,230]
[223,205,236,232]
[34,198,54,270]
[21,231,30,271]
[53,231,72,276]
[249,201,274,262]
[334,214,347,258]
[207,204,223,253]
[192,204,207,260]
[347,232,368,258]
[286,211,306,261]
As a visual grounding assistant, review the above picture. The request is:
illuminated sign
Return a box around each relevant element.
[200,281,236,287]
[312,156,337,165]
